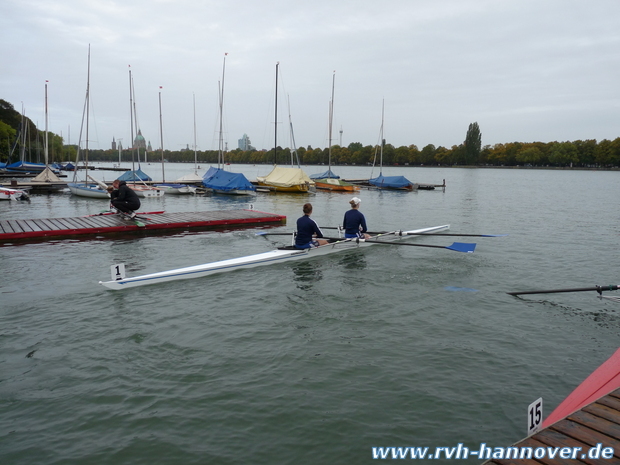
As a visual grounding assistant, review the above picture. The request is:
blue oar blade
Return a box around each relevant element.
[255,232,268,236]
[480,234,508,237]
[444,286,478,292]
[447,242,476,253]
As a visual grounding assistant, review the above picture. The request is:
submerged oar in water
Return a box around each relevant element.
[320,237,476,253]
[507,284,620,296]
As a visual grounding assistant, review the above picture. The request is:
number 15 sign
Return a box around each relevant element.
[528,397,543,436]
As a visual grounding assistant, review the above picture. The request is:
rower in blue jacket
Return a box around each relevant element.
[343,196,371,239]
[295,203,329,249]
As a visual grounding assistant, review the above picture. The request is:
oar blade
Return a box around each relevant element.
[447,242,476,253]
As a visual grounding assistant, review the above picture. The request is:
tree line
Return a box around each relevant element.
[2,99,619,168]
[84,136,620,168]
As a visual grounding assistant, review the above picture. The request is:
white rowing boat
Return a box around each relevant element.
[100,224,452,290]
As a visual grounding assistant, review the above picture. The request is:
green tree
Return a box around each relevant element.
[464,122,482,165]
[548,141,579,166]
[574,139,597,166]
[516,146,543,165]
[0,120,16,162]
[419,144,436,165]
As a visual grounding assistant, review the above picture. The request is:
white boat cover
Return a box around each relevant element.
[256,166,314,188]
[175,172,203,182]
[32,166,61,182]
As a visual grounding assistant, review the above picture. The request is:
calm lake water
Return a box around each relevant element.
[1,163,619,464]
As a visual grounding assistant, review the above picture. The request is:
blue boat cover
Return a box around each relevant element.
[368,174,413,189]
[309,169,340,180]
[203,167,255,192]
[117,168,152,182]
[6,161,47,171]
[202,166,219,180]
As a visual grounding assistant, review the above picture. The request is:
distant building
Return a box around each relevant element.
[111,137,117,151]
[133,129,147,149]
[238,133,255,151]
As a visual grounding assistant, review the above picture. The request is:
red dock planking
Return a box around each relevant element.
[0,209,286,243]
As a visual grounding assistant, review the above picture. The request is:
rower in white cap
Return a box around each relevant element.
[342,197,371,239]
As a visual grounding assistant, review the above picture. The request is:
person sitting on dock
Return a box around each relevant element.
[343,197,371,239]
[295,203,328,249]
[108,180,141,219]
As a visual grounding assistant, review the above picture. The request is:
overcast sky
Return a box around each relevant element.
[3,0,619,153]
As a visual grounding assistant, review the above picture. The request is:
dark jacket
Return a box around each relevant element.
[111,181,141,209]
[343,209,367,237]
[295,215,323,247]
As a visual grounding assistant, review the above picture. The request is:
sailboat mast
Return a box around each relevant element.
[129,66,135,173]
[380,99,385,173]
[85,48,91,181]
[218,53,227,169]
[287,96,299,167]
[274,62,278,165]
[159,86,165,182]
[328,71,335,171]
[44,80,49,166]
[193,93,197,175]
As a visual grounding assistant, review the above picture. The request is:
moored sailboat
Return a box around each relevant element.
[0,186,30,201]
[256,62,313,193]
[124,67,164,198]
[153,87,195,195]
[368,100,416,191]
[203,54,255,196]
[67,47,112,199]
[311,72,359,192]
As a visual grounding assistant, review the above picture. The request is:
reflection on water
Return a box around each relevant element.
[291,260,323,290]
[291,250,369,291]
[337,250,368,270]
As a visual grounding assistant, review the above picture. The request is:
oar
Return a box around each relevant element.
[321,227,506,237]
[255,232,294,237]
[508,284,620,296]
[321,237,476,253]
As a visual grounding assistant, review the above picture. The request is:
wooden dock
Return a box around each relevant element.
[0,210,286,243]
[483,388,620,464]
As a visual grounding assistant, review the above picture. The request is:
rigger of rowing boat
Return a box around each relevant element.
[100,225,453,290]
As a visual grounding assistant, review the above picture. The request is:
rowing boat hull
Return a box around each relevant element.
[100,224,449,290]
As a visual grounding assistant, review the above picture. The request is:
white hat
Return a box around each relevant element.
[350,197,361,205]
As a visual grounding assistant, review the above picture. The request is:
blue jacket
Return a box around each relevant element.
[295,215,323,247]
[343,209,367,237]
